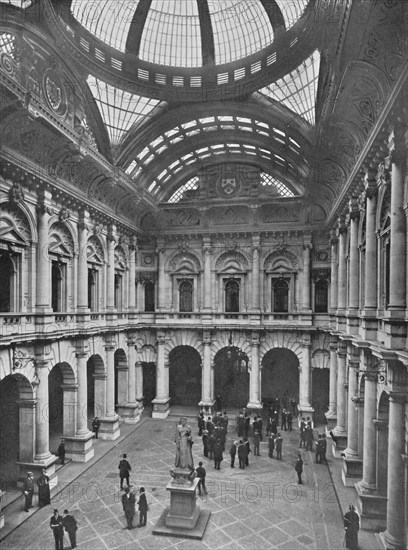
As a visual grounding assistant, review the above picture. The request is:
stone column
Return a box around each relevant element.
[337,219,347,312]
[76,350,89,436]
[202,237,212,311]
[302,243,312,310]
[247,332,262,410]
[364,170,378,310]
[348,198,360,310]
[387,127,406,310]
[299,337,313,415]
[135,349,144,411]
[334,345,347,438]
[356,397,364,458]
[381,393,406,549]
[199,331,213,411]
[99,337,120,440]
[251,235,260,312]
[329,230,338,311]
[344,356,359,456]
[34,359,51,461]
[157,239,166,311]
[325,341,338,427]
[128,238,136,312]
[106,229,116,310]
[358,371,378,492]
[35,197,52,312]
[152,333,170,418]
[77,212,89,311]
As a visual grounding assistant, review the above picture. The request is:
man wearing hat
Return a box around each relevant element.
[344,504,360,550]
[118,453,132,490]
[22,472,34,512]
[50,508,64,550]
[137,487,148,527]
[62,509,78,548]
[121,487,136,529]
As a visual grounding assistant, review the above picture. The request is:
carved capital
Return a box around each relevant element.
[329,228,338,246]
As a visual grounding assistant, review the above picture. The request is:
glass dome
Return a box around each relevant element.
[70,0,309,68]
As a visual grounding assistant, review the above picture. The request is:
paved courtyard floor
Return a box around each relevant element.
[1,414,378,550]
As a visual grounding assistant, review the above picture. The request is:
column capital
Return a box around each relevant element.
[348,197,360,220]
[348,360,359,369]
[329,228,338,246]
[373,419,388,431]
[364,370,378,383]
[387,391,407,404]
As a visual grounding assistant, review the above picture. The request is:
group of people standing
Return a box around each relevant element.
[118,453,149,529]
[49,508,78,550]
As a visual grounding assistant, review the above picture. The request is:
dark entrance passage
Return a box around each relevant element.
[87,355,105,420]
[0,375,20,481]
[49,364,63,438]
[214,347,249,410]
[169,346,202,406]
[142,362,156,407]
[261,348,299,407]
[312,368,329,423]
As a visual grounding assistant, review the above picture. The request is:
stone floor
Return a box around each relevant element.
[1,413,379,550]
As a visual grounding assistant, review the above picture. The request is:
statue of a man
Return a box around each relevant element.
[174,417,194,470]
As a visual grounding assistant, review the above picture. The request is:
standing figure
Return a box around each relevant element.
[275,433,283,460]
[57,438,66,465]
[197,412,205,436]
[121,487,136,529]
[229,440,237,467]
[306,425,314,451]
[238,440,247,469]
[253,430,260,456]
[321,433,327,463]
[237,413,245,437]
[207,432,216,460]
[37,468,51,507]
[174,417,194,471]
[137,487,148,527]
[202,430,209,457]
[268,434,275,458]
[118,453,132,490]
[223,411,229,428]
[50,508,64,550]
[62,509,78,548]
[92,417,100,439]
[244,438,252,466]
[299,418,307,448]
[196,461,208,496]
[213,441,223,470]
[215,393,222,412]
[23,472,34,512]
[295,453,303,484]
[206,416,214,435]
[344,504,360,550]
[281,409,287,431]
[258,416,263,441]
[315,434,323,463]
[244,415,250,439]
[287,411,293,431]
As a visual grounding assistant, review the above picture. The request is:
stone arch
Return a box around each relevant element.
[214,250,249,273]
[261,348,300,407]
[49,362,76,446]
[259,333,303,365]
[114,348,128,409]
[168,345,202,406]
[211,332,251,366]
[312,349,330,422]
[0,373,34,481]
[263,249,299,272]
[87,234,106,264]
[213,343,250,410]
[87,354,105,420]
[164,331,203,362]
[48,221,75,258]
[0,198,36,243]
[167,251,201,273]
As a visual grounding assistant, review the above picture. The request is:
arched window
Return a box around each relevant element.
[144,281,155,312]
[51,261,63,312]
[114,272,122,310]
[88,269,97,311]
[273,279,289,312]
[179,280,193,312]
[225,279,240,312]
[315,279,328,312]
[0,252,14,312]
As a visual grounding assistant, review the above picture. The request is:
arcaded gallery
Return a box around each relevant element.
[0,0,407,549]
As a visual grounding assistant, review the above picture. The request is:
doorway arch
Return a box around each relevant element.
[0,374,34,482]
[169,346,202,406]
[142,362,156,407]
[114,349,128,410]
[87,354,105,420]
[261,348,299,407]
[49,363,76,451]
[214,347,249,410]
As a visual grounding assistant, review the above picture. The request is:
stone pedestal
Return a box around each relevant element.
[153,469,211,539]
[117,404,141,424]
[17,455,59,491]
[64,432,95,462]
[355,482,387,531]
[341,456,363,487]
[152,397,171,419]
[324,412,337,430]
[99,415,120,440]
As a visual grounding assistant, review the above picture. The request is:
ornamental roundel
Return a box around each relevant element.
[43,69,67,117]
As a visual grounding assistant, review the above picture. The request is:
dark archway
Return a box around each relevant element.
[312,368,329,423]
[87,355,105,420]
[49,363,76,453]
[169,346,202,406]
[49,364,64,438]
[142,362,156,407]
[114,349,128,410]
[261,348,299,406]
[214,347,249,410]
[0,252,14,312]
[377,391,389,497]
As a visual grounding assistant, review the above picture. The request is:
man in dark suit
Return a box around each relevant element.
[92,417,101,439]
[62,509,78,548]
[229,440,237,467]
[137,487,148,527]
[50,508,64,550]
[121,487,136,529]
[295,453,303,484]
[57,439,66,465]
[195,461,208,496]
[23,472,35,512]
[238,440,247,469]
[118,453,132,490]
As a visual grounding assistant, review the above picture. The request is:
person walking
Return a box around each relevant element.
[137,487,148,527]
[37,468,51,507]
[195,461,208,496]
[295,453,303,484]
[57,439,66,465]
[118,453,132,490]
[275,433,283,460]
[343,504,360,550]
[121,487,136,529]
[229,440,237,467]
[22,472,35,512]
[62,509,78,548]
[92,417,100,439]
[50,508,64,550]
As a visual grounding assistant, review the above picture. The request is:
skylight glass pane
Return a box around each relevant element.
[210,0,273,65]
[261,172,295,197]
[71,1,138,52]
[87,76,160,145]
[168,176,199,203]
[0,0,32,7]
[139,0,201,68]
[0,33,15,56]
[258,50,320,125]
[275,0,309,29]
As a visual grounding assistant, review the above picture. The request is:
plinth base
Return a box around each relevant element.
[64,432,95,463]
[153,507,211,540]
[99,416,120,440]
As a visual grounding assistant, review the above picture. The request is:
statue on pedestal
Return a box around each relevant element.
[171,417,195,481]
